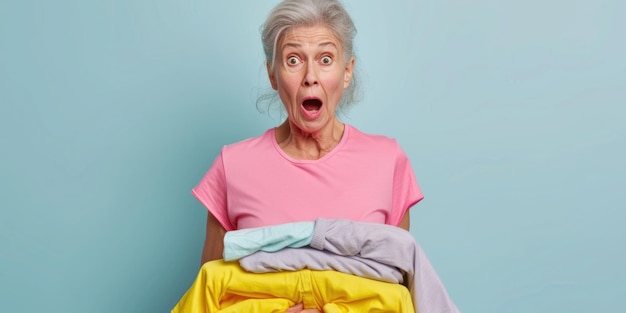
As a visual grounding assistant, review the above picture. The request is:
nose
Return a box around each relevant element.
[302,62,319,87]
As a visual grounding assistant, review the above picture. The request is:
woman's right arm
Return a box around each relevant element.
[200,212,226,265]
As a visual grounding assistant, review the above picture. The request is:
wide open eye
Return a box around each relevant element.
[320,56,333,65]
[287,56,301,65]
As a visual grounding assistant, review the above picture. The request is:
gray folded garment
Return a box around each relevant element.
[239,246,404,284]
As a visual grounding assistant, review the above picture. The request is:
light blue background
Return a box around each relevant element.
[1,0,624,312]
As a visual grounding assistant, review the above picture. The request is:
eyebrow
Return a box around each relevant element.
[282,41,338,49]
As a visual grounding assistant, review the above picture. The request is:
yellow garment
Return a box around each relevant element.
[172,260,415,313]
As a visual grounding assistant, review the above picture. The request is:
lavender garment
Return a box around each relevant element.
[311,218,460,313]
[239,247,404,284]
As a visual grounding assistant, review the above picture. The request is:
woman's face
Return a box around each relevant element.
[268,25,354,134]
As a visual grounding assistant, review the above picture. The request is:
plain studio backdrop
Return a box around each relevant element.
[1,0,624,312]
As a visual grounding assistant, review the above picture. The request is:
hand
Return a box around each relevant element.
[285,303,322,313]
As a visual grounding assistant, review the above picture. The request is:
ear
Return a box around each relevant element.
[266,62,278,90]
[343,57,355,88]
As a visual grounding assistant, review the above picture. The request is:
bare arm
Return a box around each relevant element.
[398,211,410,231]
[201,212,226,265]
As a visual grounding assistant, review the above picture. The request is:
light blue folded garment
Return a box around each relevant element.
[222,221,314,261]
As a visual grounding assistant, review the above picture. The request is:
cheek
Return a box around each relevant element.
[324,73,346,94]
[277,74,300,95]
[276,76,301,109]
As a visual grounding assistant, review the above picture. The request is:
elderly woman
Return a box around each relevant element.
[173,0,458,312]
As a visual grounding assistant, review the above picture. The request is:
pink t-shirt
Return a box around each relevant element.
[192,124,423,231]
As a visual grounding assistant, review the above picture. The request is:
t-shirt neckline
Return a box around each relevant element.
[270,124,351,164]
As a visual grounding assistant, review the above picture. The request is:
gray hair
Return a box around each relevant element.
[257,0,361,113]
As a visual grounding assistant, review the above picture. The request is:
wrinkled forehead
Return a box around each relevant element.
[277,25,344,54]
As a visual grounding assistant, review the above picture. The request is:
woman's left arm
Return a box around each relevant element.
[398,211,410,231]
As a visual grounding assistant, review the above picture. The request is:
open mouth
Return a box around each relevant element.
[302,98,322,112]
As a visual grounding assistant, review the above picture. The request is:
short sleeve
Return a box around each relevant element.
[191,149,235,231]
[389,142,424,226]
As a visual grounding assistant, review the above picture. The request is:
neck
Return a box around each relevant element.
[275,119,345,160]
